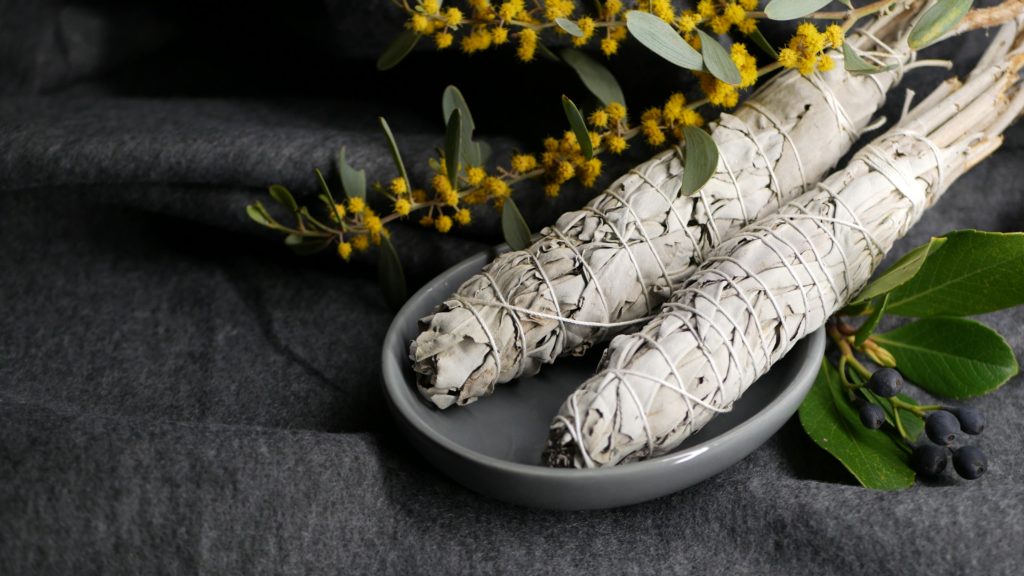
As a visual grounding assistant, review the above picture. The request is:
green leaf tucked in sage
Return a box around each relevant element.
[679,126,719,195]
[842,44,893,74]
[625,11,702,71]
[764,0,833,21]
[561,95,593,160]
[697,30,741,85]
[854,293,888,347]
[560,48,626,108]
[851,237,946,306]
[501,197,532,251]
[908,0,974,50]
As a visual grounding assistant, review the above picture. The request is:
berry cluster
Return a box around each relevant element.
[854,368,988,481]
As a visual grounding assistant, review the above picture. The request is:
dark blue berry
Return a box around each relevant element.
[952,446,988,480]
[858,402,885,429]
[925,410,959,446]
[910,444,948,477]
[868,368,903,397]
[951,407,985,435]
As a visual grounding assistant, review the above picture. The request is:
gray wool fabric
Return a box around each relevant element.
[2,1,1024,575]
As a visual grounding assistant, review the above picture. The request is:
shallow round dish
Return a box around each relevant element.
[381,247,825,510]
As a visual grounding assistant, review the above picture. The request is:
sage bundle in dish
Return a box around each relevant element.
[410,8,927,409]
[544,24,1024,468]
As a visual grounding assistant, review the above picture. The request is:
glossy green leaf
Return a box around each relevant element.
[747,26,779,59]
[501,197,532,251]
[269,185,298,213]
[560,48,626,107]
[561,95,593,160]
[378,236,407,309]
[444,108,462,189]
[377,30,420,71]
[854,293,888,347]
[378,117,411,195]
[765,0,833,21]
[625,11,702,71]
[696,29,741,85]
[246,203,272,227]
[680,126,719,195]
[799,361,915,490]
[441,85,481,166]
[873,318,1018,399]
[885,231,1024,317]
[909,0,974,50]
[555,17,583,37]
[338,147,367,199]
[851,237,946,306]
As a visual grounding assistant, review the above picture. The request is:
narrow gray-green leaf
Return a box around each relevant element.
[625,11,702,71]
[764,0,833,21]
[561,95,593,160]
[377,30,420,71]
[246,204,272,227]
[851,237,946,305]
[885,231,1024,317]
[269,185,298,212]
[909,0,974,50]
[444,108,462,189]
[378,117,411,194]
[560,48,626,107]
[338,147,367,200]
[441,85,479,166]
[874,318,1018,399]
[843,44,885,73]
[696,29,741,85]
[284,234,330,255]
[837,0,853,7]
[378,236,407,309]
[314,168,339,212]
[680,126,719,195]
[799,361,915,490]
[855,293,888,347]
[501,197,532,251]
[535,41,561,63]
[555,17,583,37]
[747,26,779,59]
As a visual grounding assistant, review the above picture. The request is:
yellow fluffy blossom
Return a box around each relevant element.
[510,154,538,172]
[559,130,580,155]
[484,176,511,198]
[732,42,758,88]
[441,188,460,207]
[605,0,623,16]
[352,235,370,251]
[435,214,453,233]
[825,24,844,48]
[605,134,628,154]
[347,196,366,214]
[492,26,509,45]
[394,198,412,216]
[651,0,675,23]
[737,17,757,35]
[454,208,472,225]
[662,92,687,124]
[432,173,453,195]
[605,102,627,122]
[574,17,596,46]
[642,121,666,146]
[589,109,609,128]
[600,37,619,57]
[517,28,538,62]
[677,11,700,34]
[817,54,835,72]
[610,26,627,41]
[466,166,486,186]
[545,182,562,198]
[444,7,464,26]
[331,202,346,221]
[461,27,493,53]
[364,211,384,235]
[499,0,524,20]
[421,0,440,15]
[779,23,832,75]
[724,3,746,25]
[578,157,603,187]
[544,0,575,21]
[554,160,575,183]
[543,136,559,151]
[389,177,407,195]
[435,31,454,49]
[710,17,730,35]
[419,214,434,227]
[697,0,716,18]
[412,188,428,203]
[409,14,431,34]
[699,73,739,108]
[740,0,758,9]
[337,241,352,261]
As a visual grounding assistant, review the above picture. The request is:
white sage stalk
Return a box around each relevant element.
[410,9,923,409]
[545,29,1024,468]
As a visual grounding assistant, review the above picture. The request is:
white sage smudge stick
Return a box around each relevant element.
[410,8,927,409]
[544,25,1024,468]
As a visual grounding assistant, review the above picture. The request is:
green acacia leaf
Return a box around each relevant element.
[338,147,367,200]
[284,234,330,255]
[764,0,833,21]
[852,237,946,306]
[842,43,891,74]
[378,236,407,309]
[747,26,779,59]
[441,85,480,166]
[854,293,888,347]
[269,185,298,213]
[561,95,593,160]
[873,318,1018,399]
[885,231,1024,317]
[246,203,272,227]
[799,361,915,490]
[555,17,583,37]
[378,117,411,195]
[501,197,532,251]
[680,126,719,195]
[625,11,703,71]
[444,108,462,189]
[314,168,339,211]
[377,30,420,71]
[560,48,626,107]
[536,41,562,63]
[909,0,974,50]
[696,29,741,85]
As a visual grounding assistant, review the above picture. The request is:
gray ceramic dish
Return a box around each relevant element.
[381,247,826,510]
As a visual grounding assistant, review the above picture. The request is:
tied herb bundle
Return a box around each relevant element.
[544,24,1024,468]
[410,7,925,409]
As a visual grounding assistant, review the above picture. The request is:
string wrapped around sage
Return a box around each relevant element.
[544,23,1024,468]
[410,7,927,409]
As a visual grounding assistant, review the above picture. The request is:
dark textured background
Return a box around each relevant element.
[2,1,1023,574]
